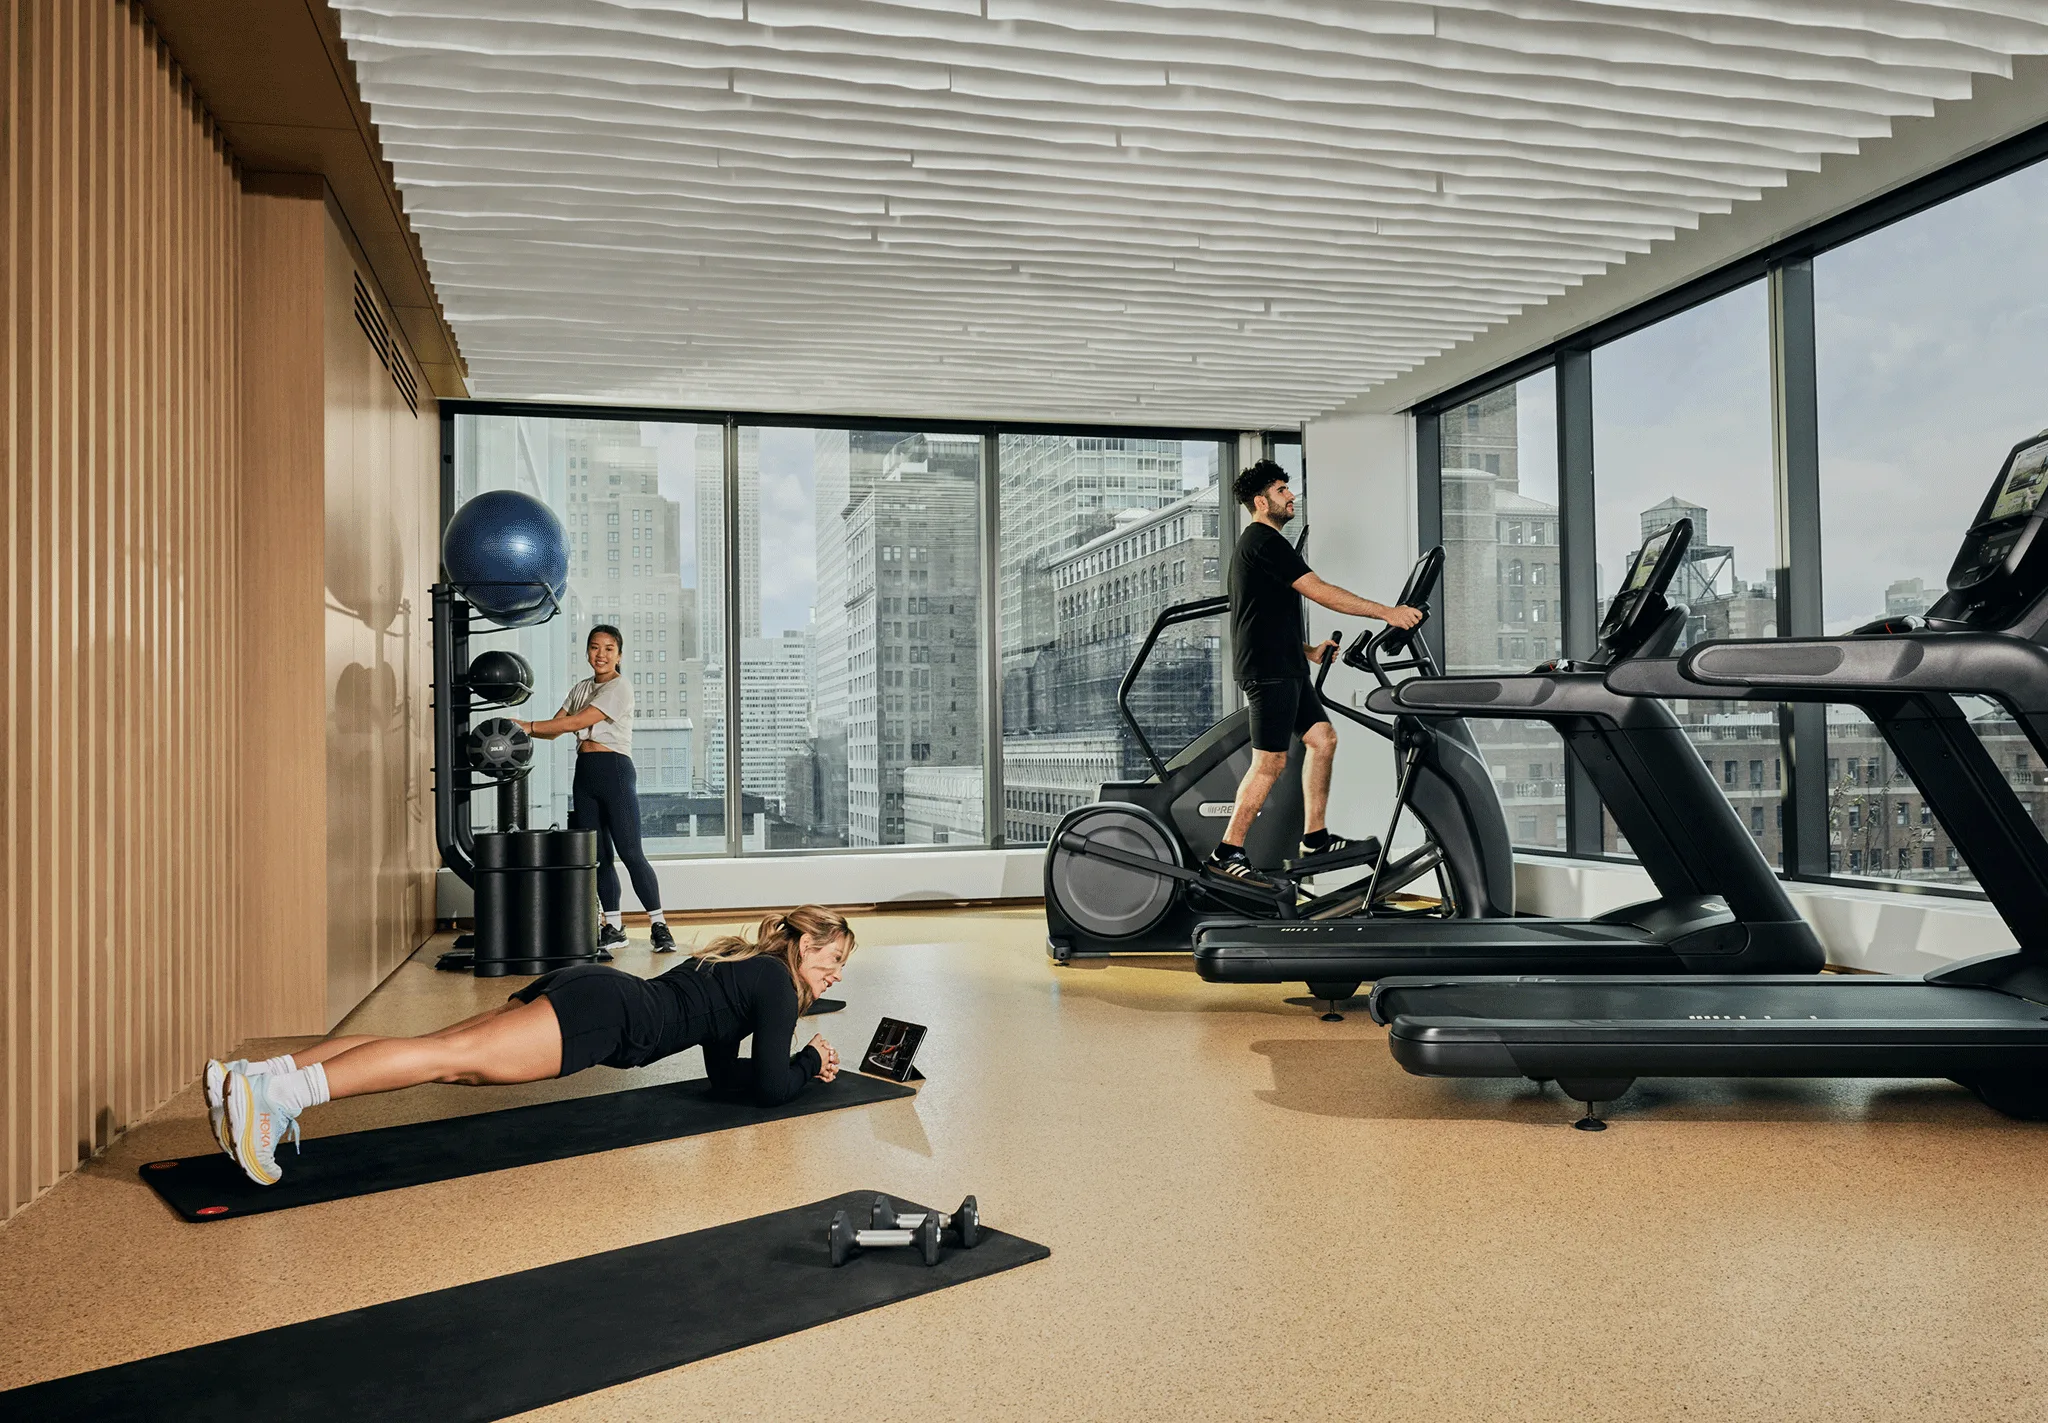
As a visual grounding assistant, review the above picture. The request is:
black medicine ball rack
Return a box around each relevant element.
[432,582,602,977]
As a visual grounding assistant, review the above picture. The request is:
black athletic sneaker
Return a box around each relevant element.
[595,923,626,961]
[1300,832,1379,862]
[1201,848,1279,890]
[649,922,677,954]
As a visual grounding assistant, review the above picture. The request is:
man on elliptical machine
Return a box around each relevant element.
[1205,459,1423,887]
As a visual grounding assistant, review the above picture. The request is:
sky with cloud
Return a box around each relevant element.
[1513,154,2048,629]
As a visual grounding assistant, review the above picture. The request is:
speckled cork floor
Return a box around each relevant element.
[4,907,2047,1421]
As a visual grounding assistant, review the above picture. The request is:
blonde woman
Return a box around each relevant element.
[203,907,854,1187]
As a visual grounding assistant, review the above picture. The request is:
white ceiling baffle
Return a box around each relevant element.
[331,1,2048,424]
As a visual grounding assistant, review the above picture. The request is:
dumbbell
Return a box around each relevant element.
[828,1206,943,1267]
[869,1193,979,1249]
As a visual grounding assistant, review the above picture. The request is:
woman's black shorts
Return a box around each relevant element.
[1241,677,1329,754]
[512,964,672,1076]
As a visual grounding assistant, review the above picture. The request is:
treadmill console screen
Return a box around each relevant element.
[1621,528,1672,594]
[1988,436,2048,523]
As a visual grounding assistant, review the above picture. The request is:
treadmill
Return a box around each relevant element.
[1369,429,2048,1124]
[1193,519,1824,1003]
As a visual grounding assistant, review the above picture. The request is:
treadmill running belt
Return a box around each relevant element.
[0,1191,1051,1423]
[141,1072,916,1221]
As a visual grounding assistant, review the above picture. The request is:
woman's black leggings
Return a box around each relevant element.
[569,751,664,915]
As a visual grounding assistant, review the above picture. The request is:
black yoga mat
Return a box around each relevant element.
[3,1190,1049,1423]
[141,1072,915,1222]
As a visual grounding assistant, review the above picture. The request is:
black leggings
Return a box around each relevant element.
[570,750,663,915]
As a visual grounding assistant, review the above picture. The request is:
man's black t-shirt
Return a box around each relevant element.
[1230,522,1312,682]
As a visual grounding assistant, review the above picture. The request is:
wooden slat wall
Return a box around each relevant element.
[1,0,241,1220]
[237,176,328,1040]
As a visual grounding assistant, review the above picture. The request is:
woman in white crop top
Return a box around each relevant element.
[516,624,673,956]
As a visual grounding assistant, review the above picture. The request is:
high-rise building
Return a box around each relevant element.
[986,485,1228,844]
[1043,484,1226,772]
[843,434,983,846]
[739,630,810,814]
[802,429,903,842]
[999,435,1187,732]
[558,420,690,720]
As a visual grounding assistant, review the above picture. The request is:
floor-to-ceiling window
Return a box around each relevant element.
[1814,156,2048,887]
[1592,281,1783,863]
[453,414,723,853]
[741,427,987,851]
[1423,141,2048,895]
[1439,370,1569,852]
[997,436,1231,846]
[453,412,1237,858]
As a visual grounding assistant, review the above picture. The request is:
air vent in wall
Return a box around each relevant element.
[353,272,419,416]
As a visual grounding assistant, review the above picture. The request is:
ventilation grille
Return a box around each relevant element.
[353,272,419,416]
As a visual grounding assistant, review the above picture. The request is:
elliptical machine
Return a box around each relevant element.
[1043,547,1515,960]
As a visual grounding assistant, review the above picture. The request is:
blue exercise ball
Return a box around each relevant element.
[443,490,569,628]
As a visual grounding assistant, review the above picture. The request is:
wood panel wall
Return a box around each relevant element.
[321,200,438,1026]
[238,175,328,1038]
[236,183,440,1040]
[1,0,242,1218]
[0,4,441,1221]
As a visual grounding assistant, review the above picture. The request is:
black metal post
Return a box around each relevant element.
[431,584,477,885]
[1556,350,1605,856]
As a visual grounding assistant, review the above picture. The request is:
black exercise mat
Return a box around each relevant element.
[141,1072,915,1222]
[2,1191,1049,1423]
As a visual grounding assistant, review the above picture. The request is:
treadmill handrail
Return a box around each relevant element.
[1388,672,1568,714]
[1118,595,1230,781]
[1609,638,2048,956]
[1635,631,2048,709]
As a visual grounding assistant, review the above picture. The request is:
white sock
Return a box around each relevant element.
[604,911,623,929]
[265,1064,331,1116]
[647,910,666,926]
[226,1053,295,1077]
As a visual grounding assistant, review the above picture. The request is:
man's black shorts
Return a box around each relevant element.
[1242,677,1329,754]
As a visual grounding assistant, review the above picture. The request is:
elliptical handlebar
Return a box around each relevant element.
[1314,628,1343,692]
[1341,546,1445,689]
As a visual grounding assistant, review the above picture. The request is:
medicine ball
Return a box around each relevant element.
[465,717,533,779]
[463,649,534,707]
[443,489,570,629]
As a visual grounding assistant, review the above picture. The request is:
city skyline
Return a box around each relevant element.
[457,417,1231,853]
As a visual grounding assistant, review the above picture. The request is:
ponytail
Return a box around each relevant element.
[689,904,856,1011]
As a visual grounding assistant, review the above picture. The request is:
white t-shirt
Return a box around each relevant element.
[560,675,635,755]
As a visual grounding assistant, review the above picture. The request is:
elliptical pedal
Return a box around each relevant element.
[1284,835,1383,877]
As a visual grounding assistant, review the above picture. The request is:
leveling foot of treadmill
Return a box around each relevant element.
[1306,983,1360,1023]
[1572,1106,1607,1132]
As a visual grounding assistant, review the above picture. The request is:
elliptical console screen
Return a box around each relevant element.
[1622,528,1672,594]
[1988,435,2048,523]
